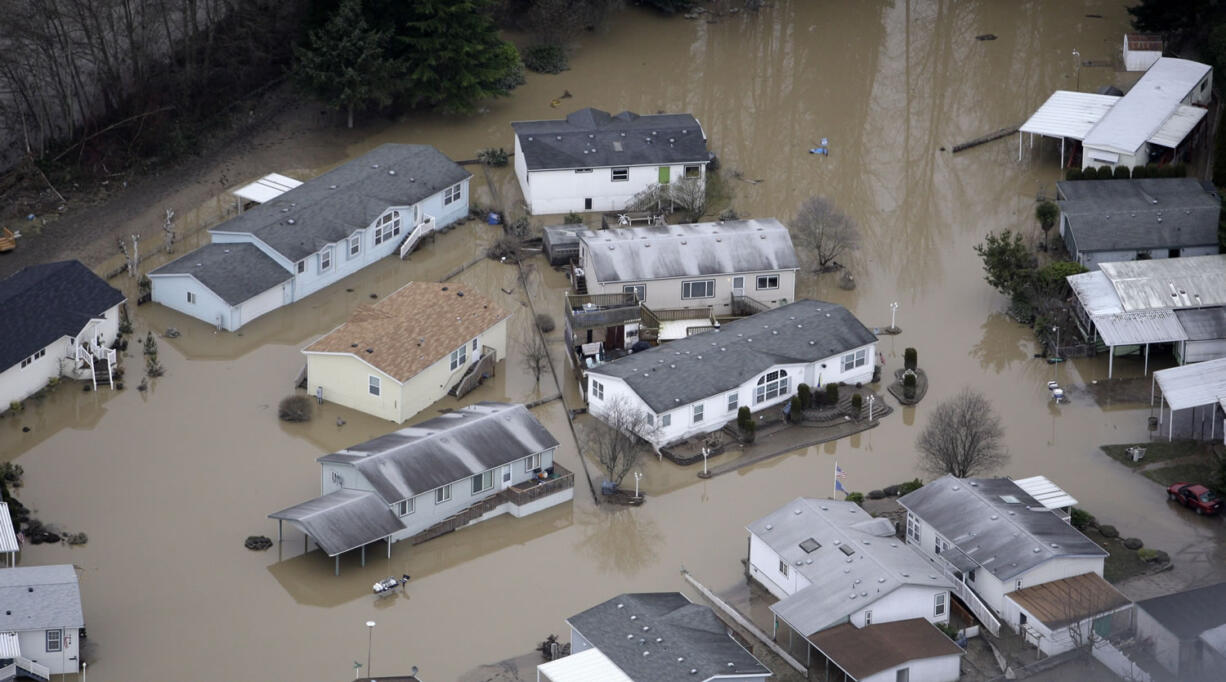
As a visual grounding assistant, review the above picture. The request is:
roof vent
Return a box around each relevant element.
[990,514,999,520]
[1033,547,1042,553]
[630,615,637,621]
[793,508,802,515]
[878,577,886,583]
[329,184,337,189]
[626,634,634,639]
[372,164,379,168]
[556,135,562,140]
[765,524,773,531]
[287,219,295,224]
[365,348,374,354]
[642,626,650,631]
[388,169,396,175]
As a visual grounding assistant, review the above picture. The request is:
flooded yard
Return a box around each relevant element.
[4,1,1226,680]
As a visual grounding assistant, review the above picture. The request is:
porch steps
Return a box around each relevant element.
[448,351,496,398]
[13,657,49,682]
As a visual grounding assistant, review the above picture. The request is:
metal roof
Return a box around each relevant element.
[535,648,633,682]
[1175,307,1226,341]
[1084,58,1211,155]
[1099,255,1226,312]
[1019,90,1119,141]
[808,619,963,680]
[1150,105,1208,148]
[579,218,798,284]
[150,242,293,305]
[1068,271,1123,316]
[565,593,771,681]
[1154,357,1226,410]
[588,300,877,414]
[898,476,1106,581]
[1136,582,1226,640]
[1200,622,1226,657]
[0,564,84,632]
[232,172,303,204]
[1090,310,1188,347]
[0,632,18,658]
[317,402,558,503]
[1056,178,1220,254]
[1006,572,1130,629]
[512,108,709,171]
[0,502,17,554]
[269,489,404,557]
[748,498,949,636]
[1012,476,1078,510]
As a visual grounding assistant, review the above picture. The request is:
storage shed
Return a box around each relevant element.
[543,225,583,265]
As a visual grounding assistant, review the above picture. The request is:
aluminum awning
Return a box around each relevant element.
[1149,105,1208,148]
[269,489,404,557]
[232,172,303,205]
[1091,310,1189,347]
[1155,357,1226,410]
[1013,476,1078,510]
[535,648,633,682]
[0,502,17,554]
[0,631,19,658]
[1020,91,1119,141]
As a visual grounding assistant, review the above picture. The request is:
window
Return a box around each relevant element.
[20,348,46,369]
[449,344,467,371]
[623,284,645,301]
[590,378,604,400]
[296,260,306,274]
[319,246,333,272]
[187,291,196,304]
[754,369,789,404]
[682,279,715,299]
[444,182,462,205]
[398,498,414,516]
[865,610,873,625]
[934,593,946,617]
[574,168,593,174]
[584,198,593,210]
[935,537,948,555]
[368,376,380,396]
[1015,579,1023,591]
[524,453,541,472]
[472,470,494,495]
[46,629,62,652]
[968,569,976,582]
[374,211,401,245]
[646,413,654,426]
[660,413,671,427]
[756,274,779,290]
[896,668,909,682]
[472,338,478,351]
[685,165,701,178]
[435,484,452,504]
[692,403,704,423]
[906,513,920,543]
[778,559,789,577]
[611,167,629,182]
[727,392,738,412]
[842,348,868,372]
[349,234,361,257]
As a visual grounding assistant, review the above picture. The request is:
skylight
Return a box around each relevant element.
[839,545,855,556]
[1000,495,1021,504]
[799,538,821,554]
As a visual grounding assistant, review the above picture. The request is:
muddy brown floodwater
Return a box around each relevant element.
[5,2,1226,681]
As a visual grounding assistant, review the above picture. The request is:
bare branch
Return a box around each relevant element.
[791,196,860,271]
[916,388,1008,478]
[585,396,658,487]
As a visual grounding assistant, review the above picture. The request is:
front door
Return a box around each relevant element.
[732,276,745,296]
[501,464,512,490]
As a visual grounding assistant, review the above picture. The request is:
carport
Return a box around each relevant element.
[1152,357,1226,442]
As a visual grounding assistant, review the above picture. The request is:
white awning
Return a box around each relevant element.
[0,632,19,658]
[1149,104,1208,148]
[1069,271,1123,316]
[536,648,633,682]
[1155,357,1226,410]
[1020,91,1120,141]
[0,502,17,554]
[232,172,303,204]
[1091,310,1189,347]
[1085,149,1121,164]
[1013,476,1078,510]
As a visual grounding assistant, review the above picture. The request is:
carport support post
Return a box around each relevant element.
[1061,137,1065,167]
[1144,344,1149,376]
[1170,407,1175,442]
[1108,346,1114,378]
[278,519,282,543]
[335,555,339,576]
[361,545,366,567]
[1018,132,1023,161]
[387,536,392,558]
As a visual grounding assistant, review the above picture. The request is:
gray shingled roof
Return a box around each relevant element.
[898,476,1106,581]
[567,593,771,681]
[0,564,84,632]
[1057,178,1220,253]
[209,144,470,262]
[1137,582,1226,640]
[0,261,125,371]
[748,498,950,636]
[1175,307,1226,341]
[317,402,559,503]
[269,489,404,557]
[579,218,798,284]
[149,243,292,305]
[512,108,709,171]
[588,300,876,413]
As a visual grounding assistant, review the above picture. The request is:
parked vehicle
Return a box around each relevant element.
[1167,483,1223,515]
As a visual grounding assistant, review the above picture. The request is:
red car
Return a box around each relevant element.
[1168,483,1223,515]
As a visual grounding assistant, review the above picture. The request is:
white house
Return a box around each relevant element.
[0,260,125,409]
[302,282,510,423]
[807,619,964,682]
[898,476,1129,654]
[512,107,710,215]
[0,564,85,679]
[538,592,771,682]
[150,144,471,331]
[1136,582,1226,677]
[585,300,877,448]
[270,402,573,575]
[574,218,798,317]
[1123,34,1164,72]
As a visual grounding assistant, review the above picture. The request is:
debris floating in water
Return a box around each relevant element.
[976,34,997,41]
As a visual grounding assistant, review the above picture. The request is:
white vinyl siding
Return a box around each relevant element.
[20,348,47,369]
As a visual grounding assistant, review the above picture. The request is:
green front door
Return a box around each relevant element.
[658,166,670,184]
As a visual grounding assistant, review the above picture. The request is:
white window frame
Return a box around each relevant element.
[935,537,948,555]
[349,234,361,257]
[682,279,715,299]
[444,182,462,205]
[296,260,306,274]
[906,513,920,543]
[46,629,62,652]
[449,344,468,371]
[865,610,873,625]
[524,453,541,473]
[471,470,494,495]
[756,274,779,290]
[611,167,629,182]
[842,348,868,372]
[692,403,704,423]
[368,375,380,396]
[574,168,593,174]
[684,165,702,178]
[727,392,738,412]
[623,284,645,301]
[755,369,789,404]
[319,246,333,272]
[660,413,671,427]
[20,348,47,369]
[934,592,946,617]
[187,291,196,304]
[435,484,452,504]
[778,559,789,577]
[398,497,414,516]
[590,378,604,400]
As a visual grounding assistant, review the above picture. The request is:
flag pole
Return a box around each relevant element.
[833,459,838,499]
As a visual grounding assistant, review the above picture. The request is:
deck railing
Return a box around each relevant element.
[938,560,1002,636]
[505,462,575,506]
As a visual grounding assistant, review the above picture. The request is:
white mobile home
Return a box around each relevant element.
[512,108,710,215]
[0,564,85,678]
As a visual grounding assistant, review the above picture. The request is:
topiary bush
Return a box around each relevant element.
[845,492,864,504]
[1065,168,1083,181]
[1131,164,1150,179]
[1069,507,1093,530]
[1099,524,1119,538]
[850,393,863,416]
[789,396,804,422]
[903,371,916,399]
[1081,166,1099,180]
[797,383,812,408]
[1098,165,1113,178]
[536,313,556,333]
[522,44,569,74]
[737,406,753,432]
[1113,165,1131,179]
[899,478,924,494]
[278,395,314,422]
[867,489,885,499]
[825,383,840,405]
[904,347,917,371]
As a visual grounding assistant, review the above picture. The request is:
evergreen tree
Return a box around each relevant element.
[294,0,400,128]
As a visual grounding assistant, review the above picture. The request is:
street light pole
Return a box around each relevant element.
[1052,325,1060,359]
[633,471,643,498]
[1072,48,1081,91]
[366,620,376,677]
[889,302,899,331]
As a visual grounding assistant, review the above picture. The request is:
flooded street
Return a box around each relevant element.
[5,2,1225,680]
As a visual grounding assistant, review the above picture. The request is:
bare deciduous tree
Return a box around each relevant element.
[791,196,860,271]
[586,396,658,488]
[520,329,549,384]
[916,388,1008,478]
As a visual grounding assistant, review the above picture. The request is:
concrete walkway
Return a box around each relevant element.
[700,418,879,478]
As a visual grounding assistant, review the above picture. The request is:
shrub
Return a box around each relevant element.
[536,313,556,333]
[8,401,23,414]
[867,489,885,499]
[477,147,509,167]
[1132,164,1150,179]
[737,406,754,432]
[797,383,812,408]
[1171,162,1187,178]
[903,371,916,399]
[487,234,523,262]
[845,492,864,503]
[1081,166,1098,180]
[789,396,804,422]
[137,274,152,296]
[1123,537,1143,550]
[278,395,313,422]
[506,215,532,239]
[850,393,863,415]
[0,462,23,488]
[143,332,158,357]
[1099,524,1119,538]
[1065,168,1083,181]
[1097,165,1112,178]
[118,305,133,335]
[1069,507,1093,530]
[563,211,584,225]
[899,478,924,494]
[825,383,840,404]
[904,347,917,371]
[522,44,569,74]
[65,532,88,545]
[145,356,165,377]
[1113,165,1131,179]
[1139,548,1169,563]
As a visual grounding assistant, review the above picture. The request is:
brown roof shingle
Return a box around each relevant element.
[304,281,509,382]
[1006,572,1131,629]
[808,618,963,680]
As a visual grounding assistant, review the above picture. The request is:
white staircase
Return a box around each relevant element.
[399,215,436,259]
[13,656,49,682]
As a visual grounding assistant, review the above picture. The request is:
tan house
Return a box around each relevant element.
[303,282,510,423]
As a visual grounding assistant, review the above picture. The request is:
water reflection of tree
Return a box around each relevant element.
[576,506,662,577]
[970,312,1029,373]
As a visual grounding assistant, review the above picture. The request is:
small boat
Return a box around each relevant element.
[372,574,411,595]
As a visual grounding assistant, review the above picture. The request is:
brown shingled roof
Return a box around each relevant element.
[304,281,509,382]
[808,618,963,680]
[1006,572,1130,629]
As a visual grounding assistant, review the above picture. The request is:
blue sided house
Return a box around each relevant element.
[149,144,471,331]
